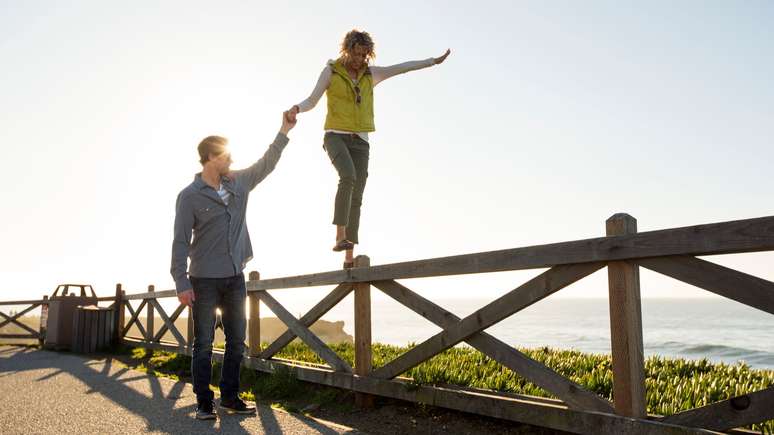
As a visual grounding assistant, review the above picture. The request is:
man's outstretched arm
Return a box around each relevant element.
[235,111,297,190]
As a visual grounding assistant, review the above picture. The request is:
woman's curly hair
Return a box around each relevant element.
[340,29,376,62]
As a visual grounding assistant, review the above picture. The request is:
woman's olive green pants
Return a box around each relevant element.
[323,132,370,244]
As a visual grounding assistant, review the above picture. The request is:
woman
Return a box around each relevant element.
[288,29,450,266]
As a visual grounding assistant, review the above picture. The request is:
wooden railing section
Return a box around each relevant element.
[0,297,48,343]
[88,214,774,433]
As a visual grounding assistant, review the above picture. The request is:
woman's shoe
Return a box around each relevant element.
[332,239,354,252]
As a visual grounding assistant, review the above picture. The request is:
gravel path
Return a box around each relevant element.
[0,345,359,434]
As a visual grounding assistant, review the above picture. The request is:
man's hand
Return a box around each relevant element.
[280,110,297,136]
[178,289,195,307]
[434,49,451,65]
[286,105,300,123]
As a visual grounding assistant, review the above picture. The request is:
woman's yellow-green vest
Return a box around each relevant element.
[324,60,375,132]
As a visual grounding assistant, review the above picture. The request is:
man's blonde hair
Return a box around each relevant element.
[197,135,228,165]
[339,29,376,63]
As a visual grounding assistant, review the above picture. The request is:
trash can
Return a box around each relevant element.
[72,305,114,353]
[43,284,97,350]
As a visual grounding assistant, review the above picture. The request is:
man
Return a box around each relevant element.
[171,111,296,420]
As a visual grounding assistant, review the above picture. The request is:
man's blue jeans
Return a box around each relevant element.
[190,274,246,402]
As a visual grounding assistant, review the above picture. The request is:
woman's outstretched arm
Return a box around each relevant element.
[371,49,451,86]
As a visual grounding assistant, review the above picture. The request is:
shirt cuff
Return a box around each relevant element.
[175,277,192,294]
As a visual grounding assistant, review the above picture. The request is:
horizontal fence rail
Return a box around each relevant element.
[246,215,774,291]
[4,214,774,434]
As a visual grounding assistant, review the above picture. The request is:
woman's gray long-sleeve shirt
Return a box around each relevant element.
[170,133,289,293]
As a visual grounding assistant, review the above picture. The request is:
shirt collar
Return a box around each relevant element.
[193,173,237,194]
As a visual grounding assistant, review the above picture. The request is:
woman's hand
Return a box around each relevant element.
[281,110,297,135]
[286,105,300,123]
[434,49,451,65]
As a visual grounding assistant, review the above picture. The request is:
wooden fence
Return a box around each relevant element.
[0,296,48,344]
[4,213,774,434]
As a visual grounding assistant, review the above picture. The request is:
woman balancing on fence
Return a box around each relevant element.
[287,30,450,266]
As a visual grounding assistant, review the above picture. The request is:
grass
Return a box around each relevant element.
[270,342,774,434]
[120,344,350,414]
[116,342,774,433]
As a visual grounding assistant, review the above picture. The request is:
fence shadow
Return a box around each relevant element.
[0,345,349,434]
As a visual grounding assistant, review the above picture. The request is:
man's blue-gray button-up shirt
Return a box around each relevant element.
[170,133,289,293]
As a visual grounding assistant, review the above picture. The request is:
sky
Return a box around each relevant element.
[1,1,773,315]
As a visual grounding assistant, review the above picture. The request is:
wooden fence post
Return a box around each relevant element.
[248,271,261,357]
[146,285,155,343]
[606,213,646,417]
[113,284,123,346]
[39,295,48,346]
[354,255,374,408]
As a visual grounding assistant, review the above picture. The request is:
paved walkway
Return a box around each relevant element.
[0,345,359,434]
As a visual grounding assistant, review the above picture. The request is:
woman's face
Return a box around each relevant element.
[347,43,370,70]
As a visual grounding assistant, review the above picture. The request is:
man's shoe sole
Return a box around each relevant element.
[196,413,217,420]
[219,405,256,415]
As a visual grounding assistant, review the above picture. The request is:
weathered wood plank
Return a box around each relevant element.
[0,299,48,306]
[122,337,190,356]
[354,255,374,408]
[146,285,155,341]
[0,310,41,336]
[113,286,124,343]
[371,262,604,380]
[372,279,614,413]
[150,302,186,344]
[639,256,774,315]
[123,289,177,300]
[257,291,352,373]
[606,214,646,418]
[95,296,117,302]
[122,300,148,339]
[354,255,372,375]
[246,216,774,291]
[89,308,99,352]
[260,283,353,359]
[660,386,774,431]
[38,295,48,346]
[0,333,42,339]
[0,304,41,330]
[150,302,185,340]
[248,271,261,357]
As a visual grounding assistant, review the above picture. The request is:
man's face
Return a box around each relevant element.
[208,149,232,176]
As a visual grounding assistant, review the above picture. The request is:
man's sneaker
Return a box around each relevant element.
[219,397,256,414]
[196,399,217,420]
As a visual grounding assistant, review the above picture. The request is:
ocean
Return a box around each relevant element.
[313,297,774,369]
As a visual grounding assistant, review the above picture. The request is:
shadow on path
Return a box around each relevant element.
[0,345,354,434]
